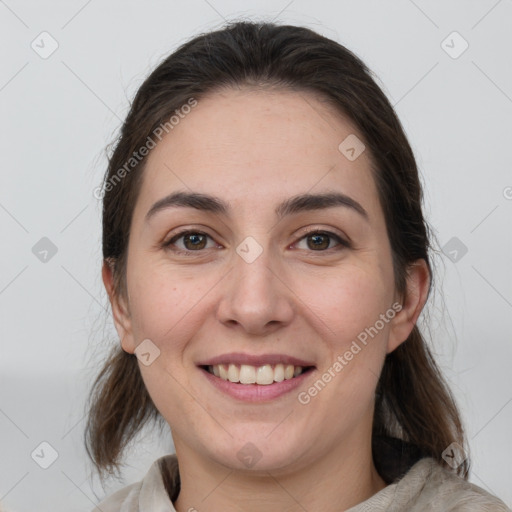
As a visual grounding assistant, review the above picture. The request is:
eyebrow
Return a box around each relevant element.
[145,190,369,223]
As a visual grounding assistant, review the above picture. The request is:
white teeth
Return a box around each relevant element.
[218,364,228,380]
[227,363,239,382]
[207,363,307,385]
[274,363,285,382]
[239,364,256,384]
[256,364,274,385]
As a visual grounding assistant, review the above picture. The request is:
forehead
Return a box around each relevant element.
[136,88,381,223]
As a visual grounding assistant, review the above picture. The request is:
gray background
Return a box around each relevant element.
[1,0,511,510]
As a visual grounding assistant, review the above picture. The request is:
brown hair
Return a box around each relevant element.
[85,20,469,480]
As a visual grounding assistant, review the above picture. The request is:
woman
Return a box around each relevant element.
[86,21,510,511]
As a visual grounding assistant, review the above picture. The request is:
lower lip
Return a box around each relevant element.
[199,367,315,402]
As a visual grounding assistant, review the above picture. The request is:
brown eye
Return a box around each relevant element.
[182,233,208,250]
[164,230,215,253]
[295,230,350,252]
[307,233,330,250]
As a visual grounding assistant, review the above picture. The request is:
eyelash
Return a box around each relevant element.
[162,228,351,256]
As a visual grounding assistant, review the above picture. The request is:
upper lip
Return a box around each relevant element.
[197,352,315,367]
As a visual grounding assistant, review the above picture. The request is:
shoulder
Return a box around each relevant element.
[91,481,141,511]
[349,457,510,511]
[395,457,510,511]
[91,455,178,512]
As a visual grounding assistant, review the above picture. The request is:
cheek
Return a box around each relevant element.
[299,269,393,413]
[299,263,393,342]
[127,264,217,356]
[128,270,212,419]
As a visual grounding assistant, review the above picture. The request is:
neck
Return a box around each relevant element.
[173,430,387,512]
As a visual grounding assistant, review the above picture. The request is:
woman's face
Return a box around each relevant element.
[108,88,420,473]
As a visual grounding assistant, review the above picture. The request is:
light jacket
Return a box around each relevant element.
[93,437,511,511]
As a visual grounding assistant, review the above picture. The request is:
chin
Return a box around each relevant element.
[209,434,305,473]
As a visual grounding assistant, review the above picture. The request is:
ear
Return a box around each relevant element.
[386,259,430,354]
[102,260,136,354]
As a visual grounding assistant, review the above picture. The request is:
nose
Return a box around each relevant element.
[215,242,295,336]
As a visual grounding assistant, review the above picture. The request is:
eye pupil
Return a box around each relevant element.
[185,233,206,249]
[308,233,329,250]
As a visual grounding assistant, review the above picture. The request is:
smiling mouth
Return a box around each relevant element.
[200,363,315,385]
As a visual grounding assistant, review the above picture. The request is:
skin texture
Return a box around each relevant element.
[103,88,430,512]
